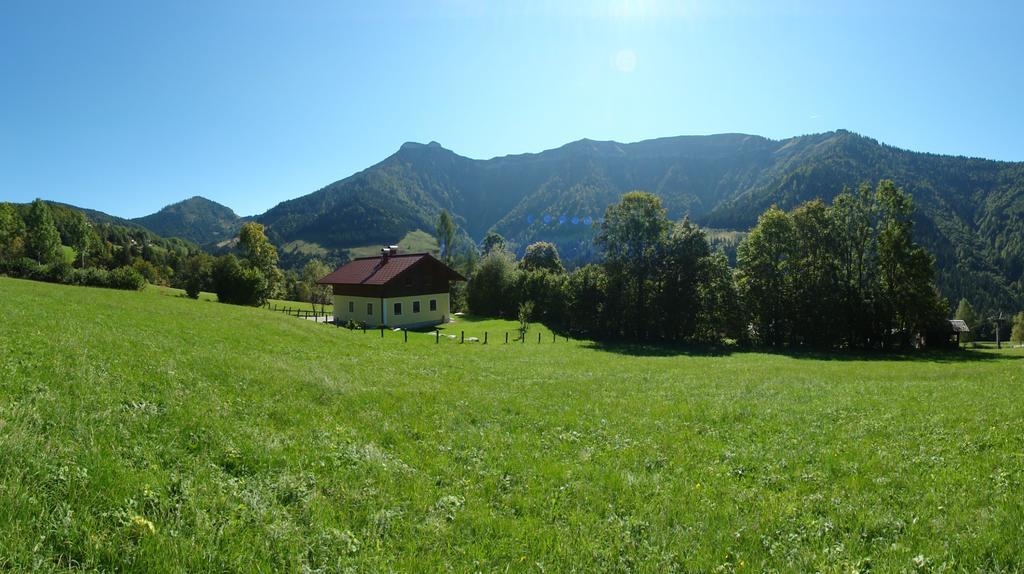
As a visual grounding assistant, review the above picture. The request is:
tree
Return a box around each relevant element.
[237,222,281,303]
[565,264,607,337]
[66,211,96,268]
[302,259,332,313]
[1011,312,1024,347]
[0,203,25,262]
[520,241,565,273]
[597,191,671,339]
[467,249,519,318]
[212,254,267,306]
[182,253,214,299]
[517,301,534,341]
[955,299,980,344]
[789,200,844,347]
[831,184,879,347]
[24,199,62,265]
[735,206,795,346]
[875,180,947,347]
[436,210,456,265]
[654,218,710,340]
[481,231,506,255]
[696,251,743,343]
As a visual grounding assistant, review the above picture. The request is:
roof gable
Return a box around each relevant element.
[318,253,465,286]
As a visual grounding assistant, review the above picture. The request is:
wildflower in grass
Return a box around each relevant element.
[130,515,156,537]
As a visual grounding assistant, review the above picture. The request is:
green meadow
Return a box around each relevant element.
[1,276,1022,572]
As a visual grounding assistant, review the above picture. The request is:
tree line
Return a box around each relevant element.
[466,181,965,349]
[0,199,333,307]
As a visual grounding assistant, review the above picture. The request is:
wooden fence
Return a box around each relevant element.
[265,303,570,344]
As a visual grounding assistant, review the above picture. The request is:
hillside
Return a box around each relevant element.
[2,277,1023,570]
[133,196,245,245]
[255,131,1024,311]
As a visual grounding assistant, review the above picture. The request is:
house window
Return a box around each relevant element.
[394,302,402,316]
[367,303,373,316]
[413,301,420,313]
[348,301,354,313]
[429,299,437,312]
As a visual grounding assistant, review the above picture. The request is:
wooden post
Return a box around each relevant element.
[484,332,487,345]
[505,332,509,344]
[537,331,541,344]
[436,329,440,344]
[362,325,366,334]
[461,331,464,344]
[380,327,384,338]
[553,332,556,343]
[404,329,408,343]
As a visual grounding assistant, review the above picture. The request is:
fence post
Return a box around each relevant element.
[436,329,439,344]
[404,329,408,343]
[363,325,366,334]
[505,332,508,344]
[537,331,541,344]
[553,332,556,343]
[380,327,384,338]
[461,331,464,344]
[484,332,487,345]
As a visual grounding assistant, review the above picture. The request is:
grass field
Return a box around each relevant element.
[147,284,333,314]
[1,277,1023,572]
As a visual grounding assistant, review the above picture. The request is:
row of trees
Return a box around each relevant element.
[0,200,149,290]
[467,181,956,349]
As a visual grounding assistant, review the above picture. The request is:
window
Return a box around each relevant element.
[429,299,437,312]
[348,301,354,313]
[393,302,402,316]
[367,303,373,316]
[413,301,420,313]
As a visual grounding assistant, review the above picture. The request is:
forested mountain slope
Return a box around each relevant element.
[256,131,1024,311]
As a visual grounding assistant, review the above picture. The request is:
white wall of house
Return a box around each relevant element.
[333,292,450,328]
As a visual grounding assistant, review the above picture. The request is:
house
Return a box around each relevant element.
[318,246,465,329]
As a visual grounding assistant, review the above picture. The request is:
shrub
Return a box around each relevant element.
[109,266,146,291]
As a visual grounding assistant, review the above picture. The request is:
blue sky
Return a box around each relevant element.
[2,1,1022,218]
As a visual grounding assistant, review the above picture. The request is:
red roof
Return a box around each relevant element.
[318,252,465,285]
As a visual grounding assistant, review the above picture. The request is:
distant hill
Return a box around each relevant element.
[29,131,1024,313]
[133,196,245,245]
[254,131,1023,312]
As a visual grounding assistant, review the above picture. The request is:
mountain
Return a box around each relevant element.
[256,131,1024,312]
[133,196,245,245]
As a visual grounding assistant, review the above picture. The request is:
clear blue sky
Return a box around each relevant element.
[2,1,1022,218]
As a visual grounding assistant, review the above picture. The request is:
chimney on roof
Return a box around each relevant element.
[380,247,390,265]
[389,245,399,254]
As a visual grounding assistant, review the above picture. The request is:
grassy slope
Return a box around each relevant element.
[347,229,440,260]
[1,277,1022,572]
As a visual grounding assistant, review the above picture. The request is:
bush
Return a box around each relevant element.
[212,255,269,306]
[109,266,146,290]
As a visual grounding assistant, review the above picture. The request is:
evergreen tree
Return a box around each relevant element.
[24,199,62,265]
